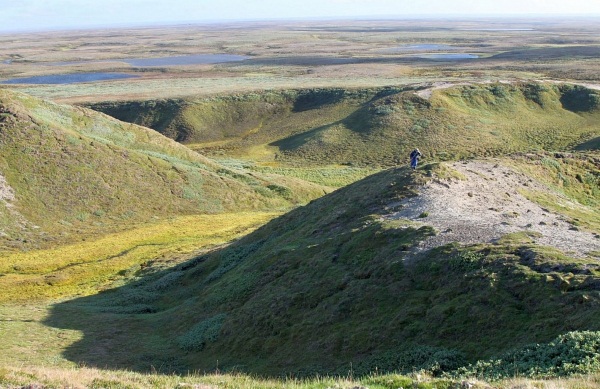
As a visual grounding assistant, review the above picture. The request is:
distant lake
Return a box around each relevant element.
[459,29,535,31]
[383,44,457,52]
[415,53,479,60]
[48,54,249,67]
[122,54,248,66]
[1,72,139,84]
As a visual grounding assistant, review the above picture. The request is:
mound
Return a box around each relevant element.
[87,83,600,165]
[0,89,326,251]
[46,154,600,375]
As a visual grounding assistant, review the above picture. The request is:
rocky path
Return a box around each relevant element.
[385,160,600,257]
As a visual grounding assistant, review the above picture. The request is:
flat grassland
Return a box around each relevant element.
[2,18,600,103]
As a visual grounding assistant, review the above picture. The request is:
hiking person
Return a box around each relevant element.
[410,148,422,170]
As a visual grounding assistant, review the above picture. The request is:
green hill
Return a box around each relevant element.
[45,154,600,376]
[0,89,325,251]
[87,83,600,165]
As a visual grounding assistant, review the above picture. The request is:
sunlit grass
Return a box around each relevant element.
[215,158,379,188]
[249,165,378,188]
[2,21,600,389]
[13,75,433,103]
[511,154,600,233]
[1,365,599,388]
[0,212,279,303]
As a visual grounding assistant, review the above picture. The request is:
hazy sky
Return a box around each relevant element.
[2,0,600,32]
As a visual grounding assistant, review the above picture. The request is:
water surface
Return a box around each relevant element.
[122,54,248,66]
[415,53,479,60]
[1,72,138,84]
[459,28,535,31]
[48,54,249,67]
[383,44,456,52]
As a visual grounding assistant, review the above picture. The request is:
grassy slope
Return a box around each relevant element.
[1,86,599,385]
[0,90,326,251]
[0,212,279,303]
[273,83,600,165]
[86,87,403,159]
[87,83,600,166]
[512,153,600,233]
[43,155,600,376]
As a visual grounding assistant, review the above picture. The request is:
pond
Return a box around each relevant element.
[0,72,139,84]
[382,44,457,52]
[459,28,535,31]
[47,54,249,67]
[121,54,248,66]
[415,53,479,60]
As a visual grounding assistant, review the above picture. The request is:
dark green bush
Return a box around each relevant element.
[452,331,600,379]
[177,313,227,351]
[352,346,466,376]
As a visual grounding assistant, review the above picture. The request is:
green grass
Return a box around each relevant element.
[0,366,480,389]
[87,87,405,164]
[2,22,600,388]
[1,86,600,385]
[0,159,598,387]
[88,83,600,167]
[1,366,599,389]
[0,89,326,251]
[0,210,282,374]
[30,161,598,378]
[0,212,279,303]
[511,153,600,233]
[215,158,380,188]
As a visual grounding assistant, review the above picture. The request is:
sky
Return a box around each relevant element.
[2,0,600,33]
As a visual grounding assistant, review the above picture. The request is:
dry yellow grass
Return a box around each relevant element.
[1,365,599,388]
[0,212,279,303]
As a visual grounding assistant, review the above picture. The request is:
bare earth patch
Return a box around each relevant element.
[385,160,600,257]
[0,171,38,239]
[0,172,15,202]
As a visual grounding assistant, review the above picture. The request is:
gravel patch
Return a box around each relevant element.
[385,160,599,257]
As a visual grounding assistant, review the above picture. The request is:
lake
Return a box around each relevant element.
[415,53,479,60]
[459,29,535,31]
[1,72,139,85]
[382,44,457,52]
[47,54,249,67]
[122,54,248,66]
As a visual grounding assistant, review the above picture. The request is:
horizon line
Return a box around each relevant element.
[2,13,600,35]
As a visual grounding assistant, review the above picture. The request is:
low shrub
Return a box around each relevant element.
[452,331,600,380]
[144,271,184,292]
[178,313,227,351]
[352,346,466,376]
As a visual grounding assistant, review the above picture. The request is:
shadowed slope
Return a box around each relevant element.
[45,155,600,376]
